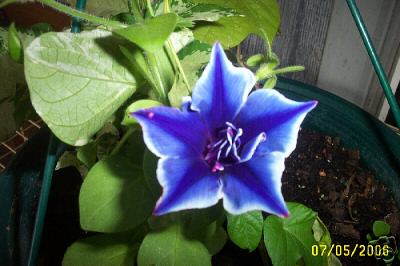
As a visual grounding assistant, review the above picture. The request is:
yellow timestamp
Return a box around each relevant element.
[311,244,390,257]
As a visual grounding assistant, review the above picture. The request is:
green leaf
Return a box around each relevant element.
[120,45,157,90]
[181,204,225,239]
[227,211,263,251]
[79,154,155,233]
[62,233,139,266]
[8,23,23,62]
[137,224,212,266]
[95,123,120,160]
[69,0,129,17]
[178,41,211,85]
[329,254,342,266]
[246,54,265,67]
[13,83,36,128]
[372,220,391,237]
[256,63,275,80]
[114,13,178,53]
[122,99,162,126]
[25,30,136,146]
[312,217,331,247]
[56,151,89,177]
[118,130,146,166]
[168,74,189,107]
[170,28,195,53]
[192,0,280,48]
[165,0,236,24]
[203,225,227,255]
[29,23,54,36]
[264,202,325,266]
[77,142,97,168]
[263,75,277,89]
[193,16,253,48]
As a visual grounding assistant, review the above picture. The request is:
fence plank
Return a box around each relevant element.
[240,0,334,85]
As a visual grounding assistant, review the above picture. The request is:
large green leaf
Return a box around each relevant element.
[227,211,263,251]
[264,202,325,266]
[25,30,136,146]
[115,13,178,53]
[193,16,253,48]
[79,154,155,233]
[137,224,211,266]
[156,0,236,26]
[69,0,129,17]
[192,0,280,48]
[62,234,139,266]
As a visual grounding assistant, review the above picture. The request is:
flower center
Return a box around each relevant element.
[204,122,243,172]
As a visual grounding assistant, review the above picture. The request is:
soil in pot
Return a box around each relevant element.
[281,128,400,266]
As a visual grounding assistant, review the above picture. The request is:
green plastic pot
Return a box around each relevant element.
[0,77,399,265]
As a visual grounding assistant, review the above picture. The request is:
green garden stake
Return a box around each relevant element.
[27,0,86,265]
[346,0,400,128]
[71,0,87,33]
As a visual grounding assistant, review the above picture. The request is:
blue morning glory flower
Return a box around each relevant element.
[133,43,317,217]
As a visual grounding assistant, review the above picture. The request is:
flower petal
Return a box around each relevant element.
[132,106,208,158]
[154,157,222,215]
[221,152,288,216]
[191,42,256,130]
[234,89,317,156]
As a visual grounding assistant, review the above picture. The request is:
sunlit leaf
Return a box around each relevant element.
[25,30,136,146]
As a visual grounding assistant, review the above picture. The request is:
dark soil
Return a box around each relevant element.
[282,128,400,266]
[214,128,400,266]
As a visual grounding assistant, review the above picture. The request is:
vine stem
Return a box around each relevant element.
[236,44,246,68]
[162,0,191,92]
[111,127,136,156]
[39,0,125,29]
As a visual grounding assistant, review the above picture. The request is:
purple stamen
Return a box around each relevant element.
[204,121,264,172]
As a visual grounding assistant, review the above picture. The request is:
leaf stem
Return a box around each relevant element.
[131,0,144,22]
[146,52,168,104]
[162,0,191,93]
[111,127,136,156]
[146,0,155,16]
[236,44,246,68]
[166,40,191,92]
[39,0,125,29]
[163,0,171,13]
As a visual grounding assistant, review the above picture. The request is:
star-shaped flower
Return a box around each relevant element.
[133,43,317,217]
